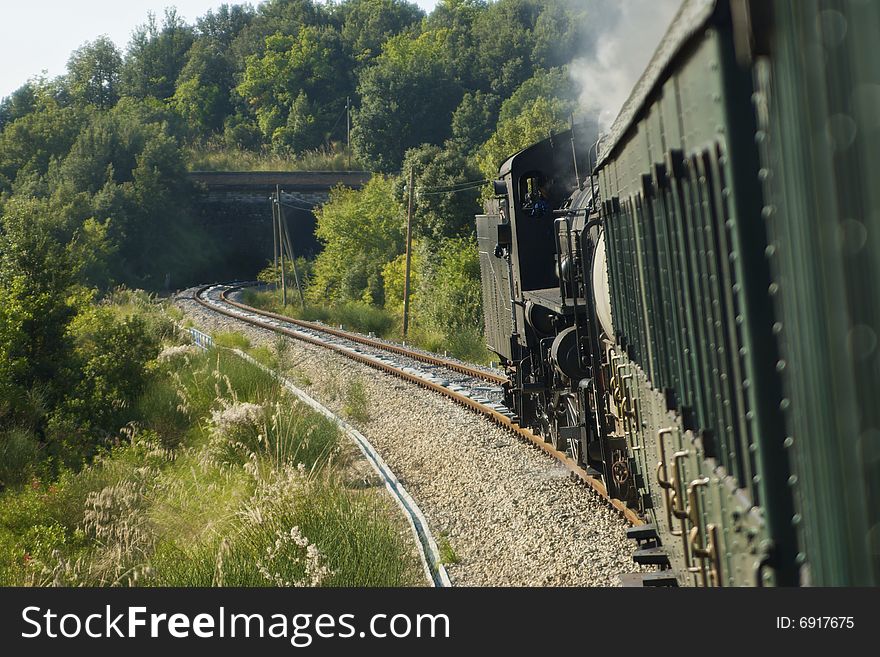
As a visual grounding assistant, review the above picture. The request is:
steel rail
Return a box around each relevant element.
[218,283,508,386]
[193,284,643,527]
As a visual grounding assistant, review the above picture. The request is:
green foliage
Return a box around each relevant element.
[173,39,235,135]
[337,0,425,64]
[310,176,405,305]
[0,430,41,489]
[237,26,351,153]
[0,345,420,587]
[0,198,77,426]
[438,533,461,565]
[0,101,87,194]
[497,66,578,124]
[382,249,420,312]
[121,9,195,100]
[66,37,123,109]
[477,95,570,184]
[397,142,483,241]
[416,236,484,339]
[0,83,38,131]
[213,331,251,350]
[56,99,216,288]
[343,378,370,424]
[47,306,159,463]
[451,90,500,154]
[352,29,462,172]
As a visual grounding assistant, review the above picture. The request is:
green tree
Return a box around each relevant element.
[309,176,405,304]
[228,0,326,71]
[57,99,214,288]
[49,305,158,457]
[173,39,235,135]
[396,143,482,242]
[237,26,350,152]
[0,83,38,131]
[0,198,77,428]
[196,3,255,47]
[450,90,499,154]
[497,67,577,124]
[121,9,195,100]
[352,30,462,172]
[335,0,424,64]
[0,100,86,194]
[476,96,569,182]
[417,236,483,337]
[66,36,123,109]
[425,0,485,88]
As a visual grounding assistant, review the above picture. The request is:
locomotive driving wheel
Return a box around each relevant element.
[551,395,583,465]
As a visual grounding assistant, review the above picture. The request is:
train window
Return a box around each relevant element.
[519,171,550,216]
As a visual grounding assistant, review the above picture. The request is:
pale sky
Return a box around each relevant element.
[0,0,441,100]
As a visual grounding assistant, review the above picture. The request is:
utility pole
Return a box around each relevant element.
[280,190,305,308]
[272,194,279,275]
[346,96,351,170]
[276,184,287,306]
[402,165,415,339]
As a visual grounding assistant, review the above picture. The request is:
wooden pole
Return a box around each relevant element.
[402,165,415,339]
[346,96,351,170]
[272,194,278,276]
[280,199,305,308]
[277,184,287,307]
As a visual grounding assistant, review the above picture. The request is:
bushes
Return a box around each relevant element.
[0,430,40,489]
[0,345,420,587]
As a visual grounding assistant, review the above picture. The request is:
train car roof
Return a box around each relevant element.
[596,0,717,169]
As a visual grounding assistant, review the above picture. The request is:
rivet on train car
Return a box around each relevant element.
[788,475,798,486]
[768,283,780,296]
[780,398,791,411]
[761,205,775,219]
[773,322,784,335]
[754,130,767,144]
[784,437,795,448]
[796,552,807,565]
[765,244,776,257]
[792,514,802,526]
[776,360,787,372]
[758,168,770,182]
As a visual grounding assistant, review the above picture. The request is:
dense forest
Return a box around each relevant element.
[0,0,618,478]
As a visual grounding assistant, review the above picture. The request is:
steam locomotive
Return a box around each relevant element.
[477,0,880,586]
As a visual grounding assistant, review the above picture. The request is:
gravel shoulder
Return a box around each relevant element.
[177,292,638,586]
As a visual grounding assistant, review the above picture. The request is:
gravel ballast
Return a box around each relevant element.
[177,291,639,586]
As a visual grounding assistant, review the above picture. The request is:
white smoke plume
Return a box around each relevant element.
[571,0,683,130]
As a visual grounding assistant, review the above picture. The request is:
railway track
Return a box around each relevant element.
[193,283,643,527]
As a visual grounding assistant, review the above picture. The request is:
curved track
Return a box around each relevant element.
[193,283,643,527]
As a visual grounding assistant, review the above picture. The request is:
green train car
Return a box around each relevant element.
[476,0,879,586]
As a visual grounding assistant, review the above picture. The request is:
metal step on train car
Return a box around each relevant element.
[476,0,880,586]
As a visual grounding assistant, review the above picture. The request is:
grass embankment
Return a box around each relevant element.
[186,143,361,172]
[240,288,493,365]
[0,338,421,587]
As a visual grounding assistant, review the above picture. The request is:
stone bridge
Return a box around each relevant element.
[188,170,371,281]
[189,170,371,205]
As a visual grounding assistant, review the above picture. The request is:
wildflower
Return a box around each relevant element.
[157,344,199,362]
